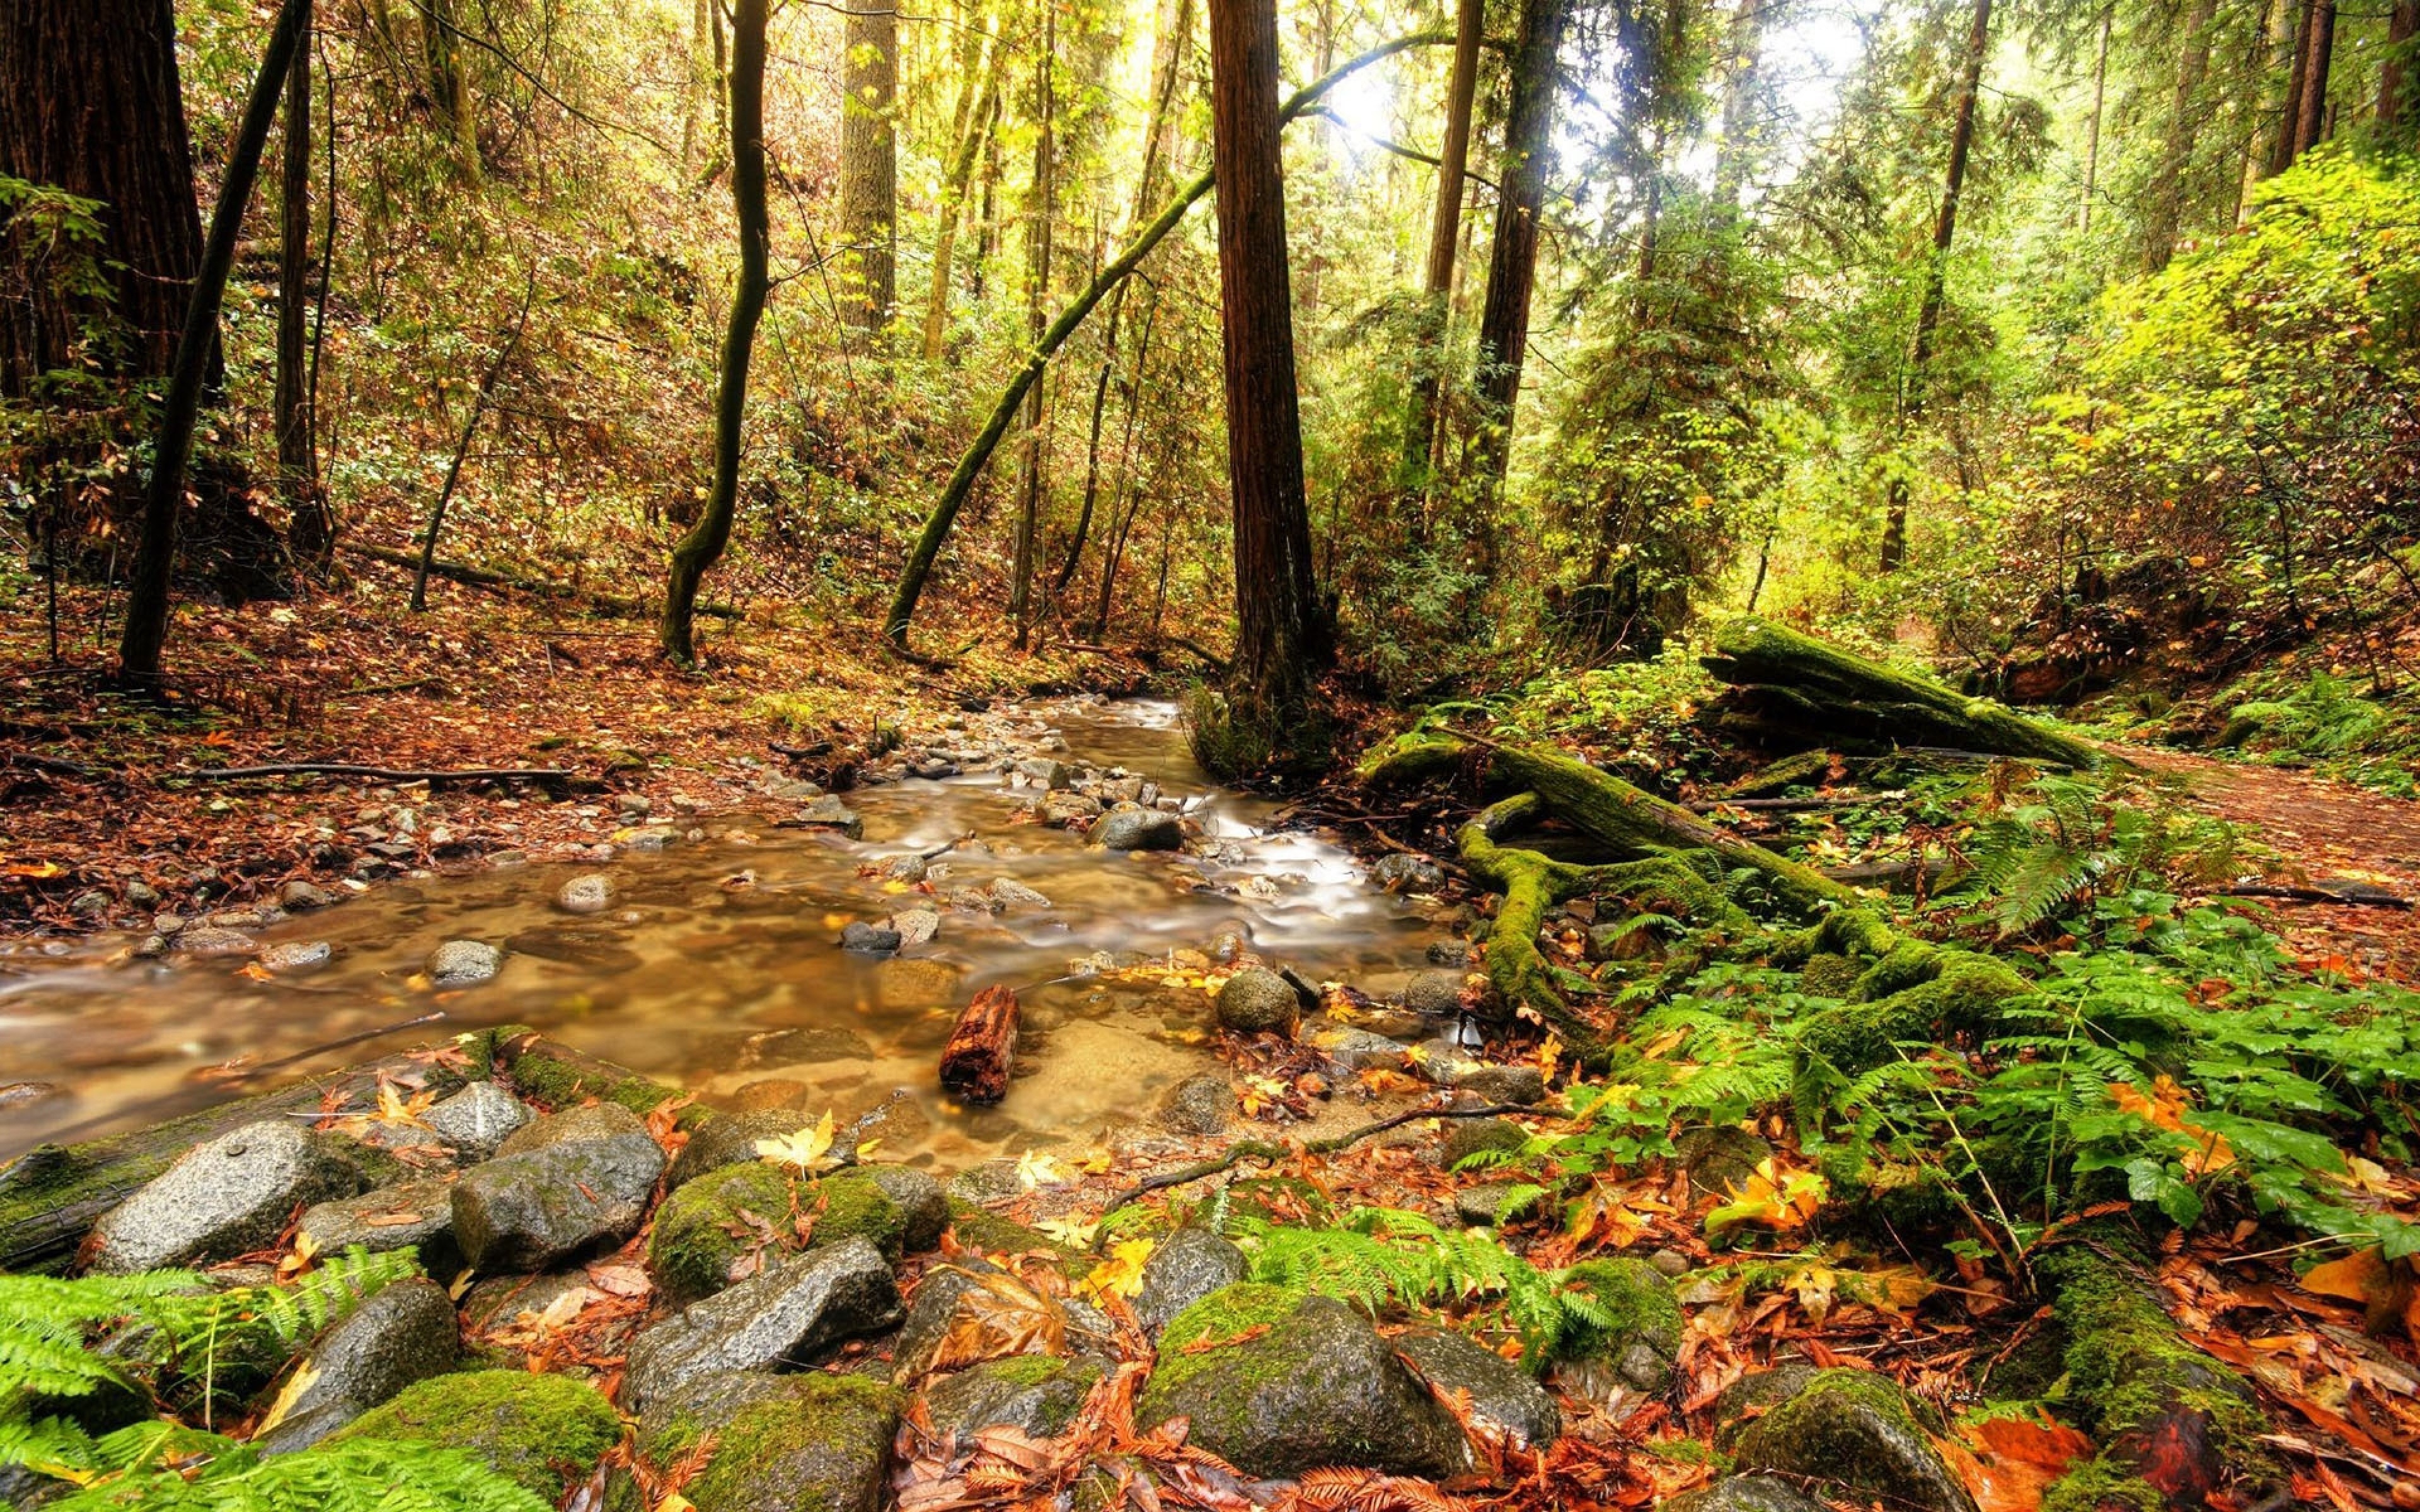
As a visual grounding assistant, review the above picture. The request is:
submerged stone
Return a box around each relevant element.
[1094,806,1182,852]
[427,939,504,986]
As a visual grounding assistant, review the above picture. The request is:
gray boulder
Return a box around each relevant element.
[988,877,1052,910]
[795,796,865,839]
[1137,1285,1465,1479]
[840,921,902,955]
[1394,1328,1560,1453]
[424,1082,533,1157]
[621,1236,903,1408]
[255,1278,458,1453]
[1215,968,1302,1035]
[1560,1258,1684,1394]
[630,1371,899,1512]
[1450,1063,1548,1106]
[858,1164,947,1252]
[280,880,334,910]
[1301,1023,1409,1072]
[1040,791,1102,825]
[297,1178,457,1268]
[667,1109,810,1191]
[924,1356,1106,1442]
[1662,1477,1830,1512]
[890,908,942,946]
[1727,1369,1978,1512]
[427,939,503,987]
[451,1104,666,1271]
[1133,1227,1248,1336]
[89,1121,358,1273]
[1016,757,1072,789]
[1094,806,1183,852]
[1154,1074,1231,1136]
[1369,854,1446,892]
[1403,969,1473,1017]
[258,940,333,974]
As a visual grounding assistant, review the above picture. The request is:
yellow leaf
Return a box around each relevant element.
[1080,1238,1156,1303]
[1014,1149,1068,1189]
[756,1110,836,1172]
[1705,1157,1827,1235]
[258,1360,321,1433]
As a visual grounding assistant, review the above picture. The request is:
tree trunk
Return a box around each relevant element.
[2144,0,2215,272]
[838,0,898,347]
[1207,0,1323,712]
[1008,8,1057,650]
[1466,0,1572,500]
[2080,4,2109,231]
[0,0,209,394]
[412,268,536,611]
[277,12,330,559]
[422,0,478,173]
[2268,0,2315,176]
[660,0,770,667]
[2293,0,2337,155]
[1399,0,1482,496]
[117,0,312,688]
[1877,0,1990,575]
[1712,0,1769,211]
[923,21,1000,360]
[2382,0,2418,127]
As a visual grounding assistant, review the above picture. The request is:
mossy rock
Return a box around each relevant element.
[637,1372,901,1512]
[1795,952,1862,1000]
[649,1161,798,1303]
[925,1354,1107,1441]
[945,1198,1096,1279]
[813,1171,908,1261]
[1729,1368,1976,1512]
[337,1369,619,1501]
[1555,1258,1681,1389]
[1795,956,2029,1079]
[1440,1118,1529,1170]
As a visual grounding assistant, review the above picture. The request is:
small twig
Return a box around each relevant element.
[2,751,107,781]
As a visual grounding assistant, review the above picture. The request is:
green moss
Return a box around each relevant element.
[2041,1247,2262,1448]
[812,1171,907,1261]
[683,1376,901,1512]
[1797,952,1862,999]
[337,1370,619,1501]
[1853,940,1944,999]
[1556,1258,1683,1369]
[943,1198,1098,1279]
[1221,1176,1334,1227]
[1797,955,2029,1077]
[1144,1283,1306,1406]
[975,1353,1068,1389]
[2040,1458,2163,1512]
[650,1161,798,1302]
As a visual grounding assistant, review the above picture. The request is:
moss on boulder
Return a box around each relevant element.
[650,1161,798,1302]
[337,1370,619,1501]
[1556,1258,1682,1389]
[1728,1368,1976,1512]
[638,1373,901,1512]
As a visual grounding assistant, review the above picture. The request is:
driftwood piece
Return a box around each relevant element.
[940,984,1020,1104]
[1703,617,2106,768]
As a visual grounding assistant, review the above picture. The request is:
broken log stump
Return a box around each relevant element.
[940,985,1020,1104]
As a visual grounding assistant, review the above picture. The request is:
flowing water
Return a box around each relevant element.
[0,700,1450,1170]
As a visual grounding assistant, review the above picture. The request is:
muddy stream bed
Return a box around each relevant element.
[0,699,1456,1169]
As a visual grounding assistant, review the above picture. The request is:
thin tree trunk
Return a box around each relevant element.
[412,268,536,611]
[661,0,770,667]
[2145,0,2215,271]
[1877,0,1991,575]
[2269,0,2316,174]
[682,0,709,174]
[2080,4,2110,231]
[277,7,328,558]
[1712,0,1768,211]
[1009,6,1057,650]
[420,0,476,173]
[1466,0,1573,500]
[1207,0,1323,713]
[838,0,898,346]
[2294,0,2337,154]
[923,20,1000,360]
[1400,0,1483,493]
[881,32,1451,655]
[2382,0,2417,125]
[117,0,311,687]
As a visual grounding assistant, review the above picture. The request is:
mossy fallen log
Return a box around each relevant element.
[1772,907,2032,1086]
[1703,618,2106,768]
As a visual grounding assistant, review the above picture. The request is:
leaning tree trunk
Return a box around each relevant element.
[277,11,331,561]
[1711,0,1769,212]
[0,0,210,394]
[1877,0,1991,575]
[118,0,312,688]
[923,21,1001,361]
[2079,4,2110,230]
[1465,0,1572,501]
[1207,0,1325,714]
[1398,0,1483,495]
[660,0,770,667]
[837,0,898,348]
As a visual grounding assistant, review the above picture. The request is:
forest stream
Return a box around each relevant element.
[0,699,1451,1169]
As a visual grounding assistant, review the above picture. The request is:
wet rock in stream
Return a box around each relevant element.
[451,1103,666,1271]
[89,1120,360,1273]
[1093,806,1184,852]
[621,1235,904,1408]
[1215,966,1303,1034]
[426,938,504,986]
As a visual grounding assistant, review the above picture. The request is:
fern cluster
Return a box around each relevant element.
[31,1424,546,1511]
[1956,774,2240,937]
[1223,1207,1614,1367]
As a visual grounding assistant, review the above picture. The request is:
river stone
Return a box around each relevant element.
[279,879,333,910]
[1216,968,1301,1034]
[452,1104,666,1271]
[1729,1368,1978,1512]
[556,873,614,913]
[632,1371,900,1512]
[258,939,333,974]
[883,854,929,883]
[1394,1328,1561,1453]
[1662,1477,1830,1512]
[1403,968,1475,1017]
[795,795,865,839]
[841,921,902,955]
[1041,790,1102,825]
[255,1278,459,1453]
[1369,854,1446,891]
[1448,1063,1548,1105]
[1095,806,1183,852]
[1133,1227,1249,1336]
[859,1164,947,1252]
[424,1081,533,1157]
[1440,1117,1529,1169]
[89,1120,358,1273]
[176,925,258,956]
[297,1177,458,1267]
[1154,1073,1232,1136]
[1561,1258,1684,1394]
[925,1356,1106,1442]
[1455,1182,1544,1228]
[669,1109,811,1191]
[988,876,1052,910]
[336,1370,621,1502]
[890,907,942,946]
[621,1235,904,1409]
[1303,1023,1409,1072]
[1138,1285,1464,1479]
[1016,757,1072,789]
[427,939,503,986]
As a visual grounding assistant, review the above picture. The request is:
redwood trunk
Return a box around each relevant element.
[940,985,1020,1103]
[1207,0,1324,710]
[2293,0,2337,154]
[838,0,898,345]
[1466,0,1572,497]
[1398,0,1483,491]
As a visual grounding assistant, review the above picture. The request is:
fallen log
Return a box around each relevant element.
[341,542,743,622]
[1703,617,2106,768]
[2220,880,2412,908]
[940,984,1020,1104]
[180,761,572,787]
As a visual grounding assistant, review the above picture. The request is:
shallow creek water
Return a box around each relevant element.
[0,700,1451,1170]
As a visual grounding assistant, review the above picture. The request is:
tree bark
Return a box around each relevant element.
[277,11,330,559]
[923,21,1001,360]
[1712,0,1769,212]
[2144,0,2215,272]
[1207,0,1324,713]
[838,0,898,346]
[661,0,770,667]
[1009,7,1057,650]
[939,984,1020,1104]
[1877,0,1991,575]
[2079,4,2110,231]
[2268,0,2315,176]
[2293,0,2337,155]
[1400,0,1484,495]
[2382,0,2418,127]
[420,0,478,174]
[0,0,209,394]
[1466,0,1572,500]
[116,0,311,688]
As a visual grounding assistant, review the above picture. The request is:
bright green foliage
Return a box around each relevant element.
[1956,774,2242,936]
[32,1429,548,1512]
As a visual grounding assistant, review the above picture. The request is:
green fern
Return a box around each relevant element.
[42,1428,549,1512]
